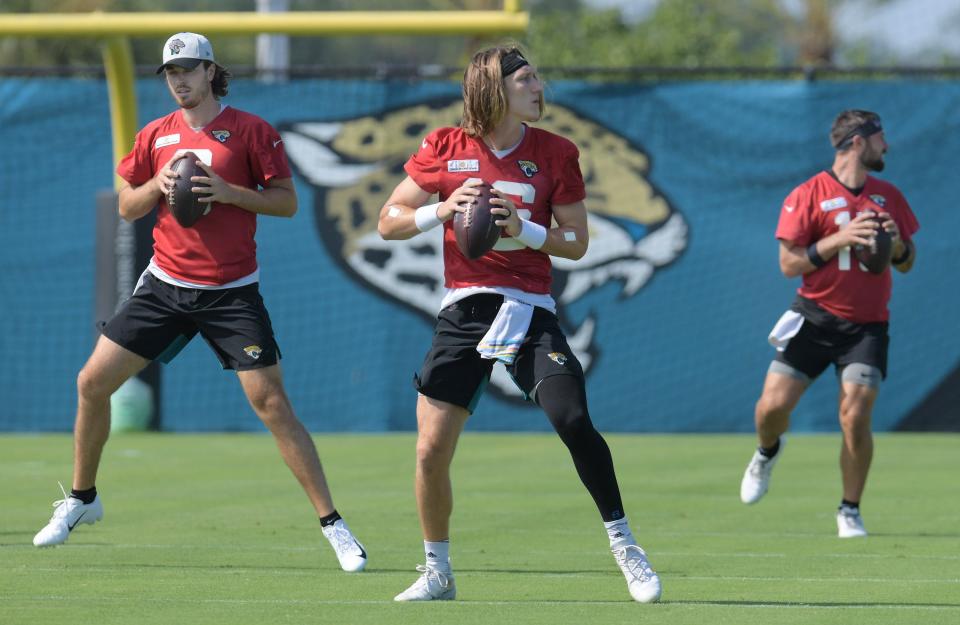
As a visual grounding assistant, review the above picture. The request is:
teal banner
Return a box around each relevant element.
[1,77,955,432]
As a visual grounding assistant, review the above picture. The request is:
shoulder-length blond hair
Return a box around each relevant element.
[460,45,544,138]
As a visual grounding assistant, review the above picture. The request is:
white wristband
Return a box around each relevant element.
[413,202,443,232]
[515,219,548,250]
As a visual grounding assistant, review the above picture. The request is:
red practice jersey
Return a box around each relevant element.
[117,106,291,285]
[776,170,919,323]
[404,126,586,294]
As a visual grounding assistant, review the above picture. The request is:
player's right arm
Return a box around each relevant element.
[377,176,478,240]
[117,155,183,222]
[778,211,879,277]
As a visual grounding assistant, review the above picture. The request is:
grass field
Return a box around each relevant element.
[1,433,958,624]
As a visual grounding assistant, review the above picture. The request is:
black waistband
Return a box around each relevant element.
[447,293,503,307]
[791,295,887,334]
[444,293,554,320]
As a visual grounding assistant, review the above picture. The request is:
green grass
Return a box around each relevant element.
[1,433,958,625]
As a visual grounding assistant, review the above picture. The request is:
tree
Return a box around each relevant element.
[2,0,959,71]
[797,0,834,66]
[526,0,792,69]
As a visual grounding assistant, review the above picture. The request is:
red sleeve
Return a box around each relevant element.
[551,140,586,205]
[403,130,443,194]
[116,129,154,186]
[891,188,919,242]
[247,118,291,185]
[775,185,813,246]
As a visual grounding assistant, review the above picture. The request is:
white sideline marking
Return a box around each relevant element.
[673,575,960,584]
[675,603,959,612]
[16,567,960,585]
[45,543,960,562]
[12,595,960,610]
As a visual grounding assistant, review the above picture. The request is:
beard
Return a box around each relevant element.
[180,86,210,109]
[861,148,885,172]
[168,77,210,110]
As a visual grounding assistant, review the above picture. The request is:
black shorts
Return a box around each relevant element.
[101,272,281,371]
[414,294,584,412]
[775,317,889,380]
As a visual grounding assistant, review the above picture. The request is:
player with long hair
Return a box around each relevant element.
[378,44,662,603]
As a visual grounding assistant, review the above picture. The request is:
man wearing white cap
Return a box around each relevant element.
[32,32,369,574]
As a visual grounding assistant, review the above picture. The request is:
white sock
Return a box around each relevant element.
[604,518,636,550]
[424,540,451,572]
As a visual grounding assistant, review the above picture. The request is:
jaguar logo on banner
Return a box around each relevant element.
[280,99,688,400]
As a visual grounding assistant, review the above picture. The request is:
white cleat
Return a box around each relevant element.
[740,438,785,504]
[613,544,662,603]
[837,507,868,538]
[33,485,103,547]
[394,564,456,601]
[321,518,367,572]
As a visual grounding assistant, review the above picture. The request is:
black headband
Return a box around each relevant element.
[501,50,529,78]
[834,117,883,149]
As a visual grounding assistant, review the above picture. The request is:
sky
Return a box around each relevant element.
[582,0,960,64]
[834,0,960,60]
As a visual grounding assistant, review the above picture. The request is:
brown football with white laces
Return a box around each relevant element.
[167,152,211,228]
[452,183,501,260]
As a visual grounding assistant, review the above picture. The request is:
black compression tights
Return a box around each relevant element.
[536,374,625,522]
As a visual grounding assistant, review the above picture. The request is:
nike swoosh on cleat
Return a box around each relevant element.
[356,542,367,559]
[67,511,86,531]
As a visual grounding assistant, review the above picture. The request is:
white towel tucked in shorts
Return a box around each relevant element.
[477,297,534,364]
[768,310,804,352]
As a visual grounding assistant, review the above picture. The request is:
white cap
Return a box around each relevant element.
[157,32,218,74]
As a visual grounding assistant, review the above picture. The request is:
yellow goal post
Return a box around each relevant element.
[0,2,528,188]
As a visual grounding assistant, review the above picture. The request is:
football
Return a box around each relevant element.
[854,216,893,274]
[453,183,501,260]
[167,152,210,228]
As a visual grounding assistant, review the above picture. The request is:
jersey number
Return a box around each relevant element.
[173,148,213,166]
[466,178,536,251]
[833,211,868,272]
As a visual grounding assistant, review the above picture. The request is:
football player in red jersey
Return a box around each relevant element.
[32,32,367,572]
[739,110,919,538]
[379,45,661,603]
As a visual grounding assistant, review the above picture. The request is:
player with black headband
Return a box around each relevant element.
[379,45,662,602]
[739,110,919,537]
